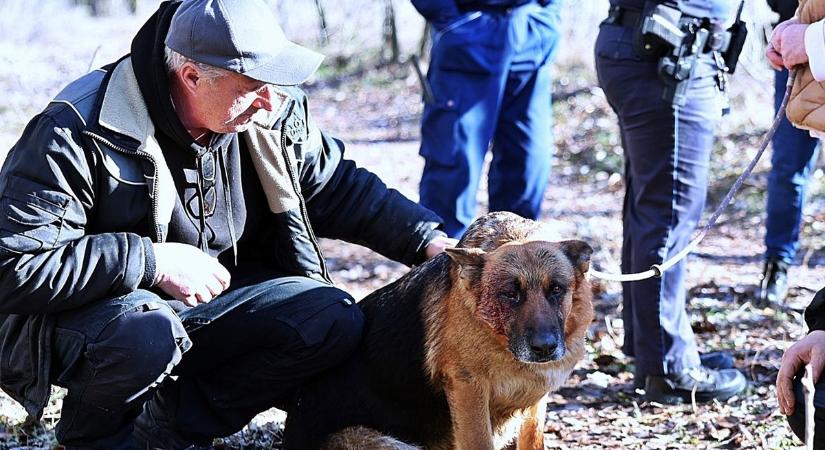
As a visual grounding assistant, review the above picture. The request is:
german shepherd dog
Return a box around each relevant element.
[283,212,594,450]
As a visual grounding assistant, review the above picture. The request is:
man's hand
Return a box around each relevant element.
[767,18,807,70]
[779,24,810,69]
[425,235,459,260]
[777,330,825,416]
[152,242,231,306]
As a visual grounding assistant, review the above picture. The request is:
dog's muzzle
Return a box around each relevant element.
[510,330,566,363]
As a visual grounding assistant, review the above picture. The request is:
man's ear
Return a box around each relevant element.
[445,247,486,282]
[177,62,203,93]
[559,240,592,274]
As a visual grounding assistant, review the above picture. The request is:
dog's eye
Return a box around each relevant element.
[501,291,520,303]
[547,284,565,300]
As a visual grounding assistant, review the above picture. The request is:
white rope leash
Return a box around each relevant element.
[590,69,797,282]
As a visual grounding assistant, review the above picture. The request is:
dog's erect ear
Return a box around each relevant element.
[445,247,487,281]
[559,240,592,274]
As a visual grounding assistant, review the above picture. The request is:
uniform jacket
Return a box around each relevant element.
[0,55,442,419]
[412,0,557,25]
[786,0,825,131]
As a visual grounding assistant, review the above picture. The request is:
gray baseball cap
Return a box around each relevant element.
[165,0,324,86]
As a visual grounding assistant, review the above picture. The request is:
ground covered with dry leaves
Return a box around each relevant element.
[1,6,823,448]
[295,61,820,449]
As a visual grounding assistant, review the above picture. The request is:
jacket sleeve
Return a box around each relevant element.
[805,287,825,332]
[297,111,444,267]
[805,19,825,81]
[0,113,150,315]
[411,0,461,25]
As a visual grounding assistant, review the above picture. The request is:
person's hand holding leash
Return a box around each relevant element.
[153,242,231,306]
[777,329,825,416]
[768,18,810,70]
[779,24,810,69]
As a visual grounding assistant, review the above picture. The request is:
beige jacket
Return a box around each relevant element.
[787,0,825,131]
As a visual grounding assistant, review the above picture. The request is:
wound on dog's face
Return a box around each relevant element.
[477,241,584,364]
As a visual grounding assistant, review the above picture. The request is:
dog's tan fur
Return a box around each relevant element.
[325,212,594,450]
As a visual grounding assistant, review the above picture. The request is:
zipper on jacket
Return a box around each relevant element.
[83,131,164,242]
[280,102,332,284]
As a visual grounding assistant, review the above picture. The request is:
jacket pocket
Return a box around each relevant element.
[0,175,72,254]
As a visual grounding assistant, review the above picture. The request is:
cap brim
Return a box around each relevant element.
[243,42,324,86]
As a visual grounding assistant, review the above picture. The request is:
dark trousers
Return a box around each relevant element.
[418,2,560,237]
[50,275,363,449]
[765,68,820,264]
[788,373,825,448]
[594,23,722,377]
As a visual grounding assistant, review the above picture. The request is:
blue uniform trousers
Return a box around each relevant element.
[418,2,560,237]
[49,273,363,449]
[595,23,723,378]
[766,68,820,264]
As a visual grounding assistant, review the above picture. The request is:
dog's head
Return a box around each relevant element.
[446,239,594,364]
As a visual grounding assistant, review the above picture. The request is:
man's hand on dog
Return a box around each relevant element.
[425,235,459,259]
[152,242,231,306]
[777,329,825,416]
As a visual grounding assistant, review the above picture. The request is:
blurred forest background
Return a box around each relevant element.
[0,0,822,448]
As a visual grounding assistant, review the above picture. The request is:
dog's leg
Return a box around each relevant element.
[447,376,495,450]
[515,394,548,450]
[323,426,421,450]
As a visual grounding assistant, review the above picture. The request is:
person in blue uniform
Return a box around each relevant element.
[413,0,561,238]
[594,0,747,403]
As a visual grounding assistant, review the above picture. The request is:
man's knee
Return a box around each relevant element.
[84,302,190,404]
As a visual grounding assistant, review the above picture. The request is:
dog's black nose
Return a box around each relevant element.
[528,331,560,359]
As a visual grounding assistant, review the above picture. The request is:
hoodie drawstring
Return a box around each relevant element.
[217,145,238,266]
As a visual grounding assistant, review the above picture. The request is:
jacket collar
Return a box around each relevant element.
[96,57,176,240]
[98,57,156,149]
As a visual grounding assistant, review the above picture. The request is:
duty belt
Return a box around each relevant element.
[605,5,729,53]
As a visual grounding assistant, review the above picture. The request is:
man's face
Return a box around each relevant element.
[191,71,281,134]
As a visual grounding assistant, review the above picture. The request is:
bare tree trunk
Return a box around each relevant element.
[418,22,431,63]
[314,0,329,46]
[382,0,400,64]
[75,0,112,16]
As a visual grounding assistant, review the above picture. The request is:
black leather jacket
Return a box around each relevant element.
[0,55,443,419]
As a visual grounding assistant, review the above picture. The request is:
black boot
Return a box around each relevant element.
[133,394,214,450]
[757,257,789,305]
[643,366,747,405]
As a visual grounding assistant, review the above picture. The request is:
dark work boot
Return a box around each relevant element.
[644,366,747,405]
[757,257,789,305]
[133,397,213,450]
